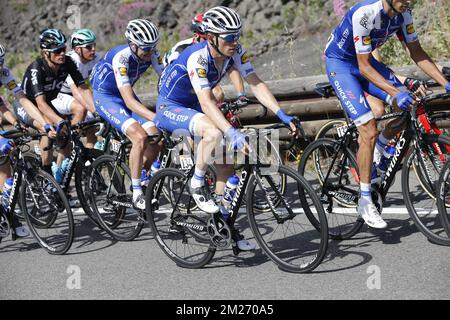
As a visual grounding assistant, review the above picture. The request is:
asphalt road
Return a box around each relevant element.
[1,173,449,300]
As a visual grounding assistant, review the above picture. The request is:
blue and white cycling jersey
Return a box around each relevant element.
[324,0,416,126]
[91,44,164,135]
[325,0,418,61]
[91,44,163,95]
[158,41,255,111]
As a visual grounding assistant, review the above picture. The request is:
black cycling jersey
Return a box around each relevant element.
[21,56,85,104]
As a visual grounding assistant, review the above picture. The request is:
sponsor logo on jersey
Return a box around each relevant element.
[360,13,369,29]
[406,24,415,34]
[338,28,350,49]
[197,56,208,67]
[7,81,17,90]
[31,69,39,85]
[241,52,250,64]
[189,70,195,79]
[353,36,360,43]
[119,67,128,76]
[1,69,9,77]
[196,68,207,78]
[362,36,372,45]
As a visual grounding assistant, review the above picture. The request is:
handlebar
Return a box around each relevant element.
[219,99,268,120]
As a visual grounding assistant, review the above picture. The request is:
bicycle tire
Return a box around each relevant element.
[403,135,450,245]
[20,169,74,255]
[315,119,348,141]
[437,160,450,238]
[298,138,363,240]
[75,148,104,228]
[146,168,216,268]
[247,165,328,273]
[88,155,144,241]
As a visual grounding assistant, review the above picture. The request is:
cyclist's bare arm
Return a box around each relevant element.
[357,52,401,98]
[245,73,285,115]
[197,89,232,133]
[0,98,17,126]
[228,67,245,95]
[70,83,95,113]
[35,95,64,124]
[119,85,155,121]
[405,41,448,87]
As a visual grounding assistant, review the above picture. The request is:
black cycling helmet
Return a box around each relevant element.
[40,29,67,50]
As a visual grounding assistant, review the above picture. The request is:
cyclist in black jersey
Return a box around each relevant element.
[17,29,95,175]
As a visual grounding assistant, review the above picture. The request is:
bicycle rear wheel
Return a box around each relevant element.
[298,138,363,240]
[88,155,144,241]
[20,170,74,255]
[315,119,348,141]
[146,168,216,268]
[247,165,328,273]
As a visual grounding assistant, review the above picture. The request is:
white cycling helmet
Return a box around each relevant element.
[0,43,5,59]
[203,6,242,34]
[125,19,159,47]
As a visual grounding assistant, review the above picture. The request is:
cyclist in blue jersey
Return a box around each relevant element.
[91,19,163,209]
[155,6,300,250]
[163,13,248,106]
[324,0,450,229]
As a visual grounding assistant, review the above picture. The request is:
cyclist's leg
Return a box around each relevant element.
[362,59,407,140]
[12,100,53,171]
[131,111,161,171]
[94,92,148,208]
[366,93,385,118]
[326,58,386,228]
[154,99,221,213]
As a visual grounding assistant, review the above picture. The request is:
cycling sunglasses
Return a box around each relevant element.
[218,32,241,43]
[79,43,96,50]
[47,46,67,54]
[139,44,157,53]
[0,58,4,65]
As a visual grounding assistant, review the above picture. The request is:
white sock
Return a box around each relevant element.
[132,179,143,202]
[360,183,372,206]
[191,168,206,189]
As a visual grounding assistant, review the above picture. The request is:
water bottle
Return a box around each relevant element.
[377,144,396,174]
[61,158,71,174]
[52,162,63,184]
[2,178,14,210]
[221,175,240,219]
[150,160,161,177]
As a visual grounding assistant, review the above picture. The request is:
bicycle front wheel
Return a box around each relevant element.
[298,138,363,240]
[247,165,328,273]
[402,135,450,246]
[437,160,450,238]
[146,168,216,269]
[88,155,144,241]
[20,169,74,255]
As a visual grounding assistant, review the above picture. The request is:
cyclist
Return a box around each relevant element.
[154,6,299,250]
[163,13,248,105]
[17,29,94,176]
[324,0,450,229]
[0,43,57,238]
[52,28,101,150]
[91,19,163,210]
